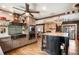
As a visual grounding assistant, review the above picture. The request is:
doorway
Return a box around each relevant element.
[62,24,77,40]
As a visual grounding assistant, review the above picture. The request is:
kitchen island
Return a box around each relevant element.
[42,32,69,55]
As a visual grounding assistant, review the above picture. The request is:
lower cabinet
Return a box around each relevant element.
[12,37,28,49]
[19,38,28,46]
[0,37,13,52]
[12,39,20,49]
[0,36,36,52]
[46,36,61,55]
[27,39,36,44]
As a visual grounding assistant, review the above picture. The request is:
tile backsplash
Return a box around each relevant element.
[8,24,22,35]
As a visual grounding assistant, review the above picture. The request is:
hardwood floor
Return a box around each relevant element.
[69,40,78,55]
[6,38,48,55]
[5,38,79,55]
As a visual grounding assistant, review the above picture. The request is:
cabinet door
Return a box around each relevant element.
[12,37,28,49]
[12,39,20,49]
[17,37,28,47]
[0,37,11,42]
[0,37,12,52]
[0,40,13,52]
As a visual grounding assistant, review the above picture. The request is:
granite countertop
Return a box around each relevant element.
[0,46,4,55]
[42,32,68,37]
[11,34,26,39]
[0,34,11,38]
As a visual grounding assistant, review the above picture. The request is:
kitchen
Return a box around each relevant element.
[0,3,79,55]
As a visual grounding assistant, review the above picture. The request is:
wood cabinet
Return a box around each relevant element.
[0,37,12,52]
[12,36,36,50]
[0,35,36,52]
[12,37,28,49]
[12,39,20,49]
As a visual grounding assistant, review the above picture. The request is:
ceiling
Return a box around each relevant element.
[0,3,76,19]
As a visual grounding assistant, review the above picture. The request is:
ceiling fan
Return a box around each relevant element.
[75,3,79,8]
[13,3,40,17]
[74,3,79,10]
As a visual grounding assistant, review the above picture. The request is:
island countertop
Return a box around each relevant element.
[42,32,68,37]
[42,32,69,55]
[0,34,11,39]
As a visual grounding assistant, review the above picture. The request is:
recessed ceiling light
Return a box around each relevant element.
[42,6,47,11]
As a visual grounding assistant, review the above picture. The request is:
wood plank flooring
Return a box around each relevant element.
[6,38,48,55]
[69,40,78,55]
[6,38,79,55]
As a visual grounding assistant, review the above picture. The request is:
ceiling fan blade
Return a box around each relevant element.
[19,6,25,9]
[25,3,29,12]
[20,12,34,17]
[28,11,40,13]
[13,7,25,11]
[19,6,40,13]
[20,13,25,16]
[75,3,79,7]
[29,13,34,17]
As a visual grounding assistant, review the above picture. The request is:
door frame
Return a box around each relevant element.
[61,24,77,40]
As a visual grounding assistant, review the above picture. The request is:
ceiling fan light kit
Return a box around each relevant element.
[13,3,40,18]
[25,12,30,16]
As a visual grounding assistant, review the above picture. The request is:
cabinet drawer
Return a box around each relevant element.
[0,37,11,42]
[12,39,20,49]
[12,38,27,49]
[19,38,27,46]
[0,41,13,52]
